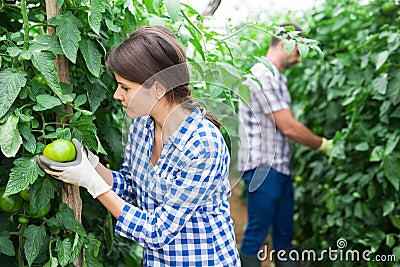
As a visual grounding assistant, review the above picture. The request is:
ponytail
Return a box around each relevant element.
[180,94,222,130]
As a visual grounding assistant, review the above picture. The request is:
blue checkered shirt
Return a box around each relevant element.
[111,108,240,266]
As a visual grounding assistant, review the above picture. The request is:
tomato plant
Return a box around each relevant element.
[285,0,400,265]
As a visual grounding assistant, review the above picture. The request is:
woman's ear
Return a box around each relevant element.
[152,81,167,100]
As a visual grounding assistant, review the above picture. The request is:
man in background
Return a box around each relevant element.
[237,22,333,267]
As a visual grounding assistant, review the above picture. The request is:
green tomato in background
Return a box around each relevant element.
[18,215,29,224]
[0,186,23,213]
[294,176,304,184]
[25,202,51,218]
[20,189,31,201]
[381,2,396,14]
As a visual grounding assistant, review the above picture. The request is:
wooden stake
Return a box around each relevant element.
[45,1,82,266]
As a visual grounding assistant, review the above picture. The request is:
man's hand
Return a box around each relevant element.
[37,139,111,198]
[317,137,333,156]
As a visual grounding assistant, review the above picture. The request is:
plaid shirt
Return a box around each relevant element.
[111,108,240,266]
[238,59,292,175]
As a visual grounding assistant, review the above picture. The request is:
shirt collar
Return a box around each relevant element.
[142,107,205,152]
[169,107,205,151]
[265,57,287,83]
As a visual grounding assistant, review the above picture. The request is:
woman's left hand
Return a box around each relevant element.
[37,139,112,198]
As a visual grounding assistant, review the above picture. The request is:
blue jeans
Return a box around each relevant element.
[240,165,294,256]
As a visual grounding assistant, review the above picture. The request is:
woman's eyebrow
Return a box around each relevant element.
[117,81,129,86]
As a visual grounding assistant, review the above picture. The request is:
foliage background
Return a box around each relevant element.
[287,0,400,266]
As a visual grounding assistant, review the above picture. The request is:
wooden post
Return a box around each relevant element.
[45,1,82,266]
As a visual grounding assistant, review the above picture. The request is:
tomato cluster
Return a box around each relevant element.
[0,186,51,221]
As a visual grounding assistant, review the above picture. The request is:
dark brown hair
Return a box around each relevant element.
[107,26,222,129]
[270,22,308,47]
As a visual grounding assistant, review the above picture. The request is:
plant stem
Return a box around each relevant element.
[21,0,30,50]
[17,223,27,267]
[29,23,54,30]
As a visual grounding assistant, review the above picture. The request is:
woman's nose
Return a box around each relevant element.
[113,87,123,100]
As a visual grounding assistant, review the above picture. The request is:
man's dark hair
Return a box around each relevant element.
[270,22,308,47]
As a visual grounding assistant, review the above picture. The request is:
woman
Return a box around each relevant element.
[38,26,240,266]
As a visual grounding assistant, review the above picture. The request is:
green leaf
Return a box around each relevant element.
[89,0,106,35]
[283,39,296,55]
[30,176,58,213]
[354,142,369,151]
[386,234,396,248]
[148,16,167,26]
[385,134,400,156]
[56,238,73,267]
[71,233,84,263]
[86,79,107,112]
[19,121,37,154]
[383,154,400,190]
[4,156,44,196]
[70,115,104,153]
[24,225,47,267]
[383,201,395,216]
[33,94,62,111]
[30,50,65,102]
[375,51,389,70]
[372,73,388,95]
[164,0,180,21]
[298,43,309,58]
[30,34,63,55]
[0,68,27,118]
[47,203,86,236]
[103,212,114,255]
[393,246,400,261]
[390,215,400,230]
[82,233,103,267]
[79,37,103,78]
[50,12,82,63]
[0,115,22,158]
[43,256,58,267]
[56,0,64,9]
[7,46,21,57]
[238,83,250,105]
[370,146,384,162]
[209,84,224,98]
[186,26,205,61]
[0,232,15,256]
[56,128,72,140]
[124,0,136,15]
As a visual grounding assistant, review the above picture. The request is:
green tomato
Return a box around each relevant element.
[0,187,23,213]
[20,189,31,201]
[294,176,304,184]
[18,215,29,224]
[25,202,51,218]
[381,2,396,14]
[43,139,76,162]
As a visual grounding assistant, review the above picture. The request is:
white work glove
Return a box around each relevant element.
[37,139,111,198]
[317,137,333,157]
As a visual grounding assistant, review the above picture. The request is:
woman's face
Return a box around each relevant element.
[113,73,156,118]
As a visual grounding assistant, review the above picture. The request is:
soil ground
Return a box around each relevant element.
[229,181,272,267]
